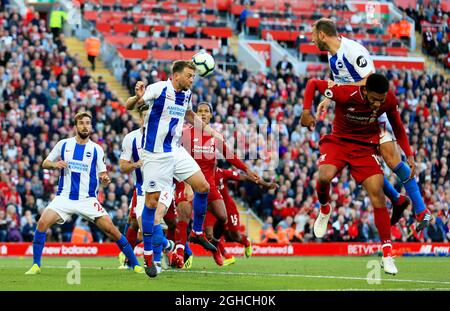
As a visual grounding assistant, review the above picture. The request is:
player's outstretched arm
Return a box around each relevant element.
[239,173,278,190]
[42,159,68,170]
[301,79,329,129]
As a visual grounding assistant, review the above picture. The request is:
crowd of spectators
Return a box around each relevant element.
[0,6,131,242]
[402,2,450,68]
[0,3,449,245]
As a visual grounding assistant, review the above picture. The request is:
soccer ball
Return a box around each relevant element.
[192,51,215,77]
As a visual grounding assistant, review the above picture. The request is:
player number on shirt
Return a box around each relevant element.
[230,214,238,226]
[94,202,104,213]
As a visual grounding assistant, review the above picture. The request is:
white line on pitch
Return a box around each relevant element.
[169,269,450,285]
[3,265,450,286]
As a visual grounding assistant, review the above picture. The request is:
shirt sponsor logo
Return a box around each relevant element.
[167,105,186,118]
[356,55,367,68]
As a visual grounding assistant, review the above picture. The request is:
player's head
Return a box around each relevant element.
[311,18,338,51]
[74,111,92,139]
[196,102,213,123]
[172,60,196,91]
[362,73,390,111]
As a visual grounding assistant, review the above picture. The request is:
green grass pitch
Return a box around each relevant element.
[0,256,449,291]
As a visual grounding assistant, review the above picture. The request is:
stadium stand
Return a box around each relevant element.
[400,1,450,68]
[0,1,448,245]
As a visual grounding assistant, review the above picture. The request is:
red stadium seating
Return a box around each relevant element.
[118,49,196,60]
[299,44,327,55]
[105,35,220,50]
[202,27,233,38]
[113,23,134,33]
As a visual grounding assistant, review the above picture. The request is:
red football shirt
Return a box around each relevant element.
[215,168,241,194]
[181,125,248,187]
[303,79,412,156]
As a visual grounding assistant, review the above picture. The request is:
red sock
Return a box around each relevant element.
[316,182,330,205]
[320,203,330,214]
[144,253,153,265]
[237,233,250,248]
[175,220,188,246]
[175,244,185,257]
[125,226,138,249]
[381,244,392,257]
[373,207,392,249]
[217,239,232,259]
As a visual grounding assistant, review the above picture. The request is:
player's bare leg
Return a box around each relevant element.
[206,199,228,266]
[362,174,398,275]
[172,200,192,268]
[95,215,143,273]
[313,164,339,238]
[380,141,430,229]
[25,209,62,274]
[184,171,217,252]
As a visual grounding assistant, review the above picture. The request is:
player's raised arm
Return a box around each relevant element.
[42,140,68,170]
[217,140,260,182]
[126,81,146,111]
[385,96,415,178]
[300,79,331,129]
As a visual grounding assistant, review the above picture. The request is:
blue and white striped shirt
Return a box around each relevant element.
[46,137,107,200]
[120,128,144,196]
[141,79,192,153]
[328,36,375,84]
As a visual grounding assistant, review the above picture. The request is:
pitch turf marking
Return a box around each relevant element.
[171,269,450,286]
[4,265,450,286]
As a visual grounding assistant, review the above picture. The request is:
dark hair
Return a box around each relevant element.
[312,18,338,37]
[74,111,92,125]
[195,101,213,113]
[172,60,196,74]
[366,74,390,94]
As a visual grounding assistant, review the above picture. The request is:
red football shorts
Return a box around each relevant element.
[318,135,383,184]
[207,186,223,204]
[175,182,187,205]
[164,201,177,220]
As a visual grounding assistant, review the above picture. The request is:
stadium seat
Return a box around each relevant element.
[202,27,233,38]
